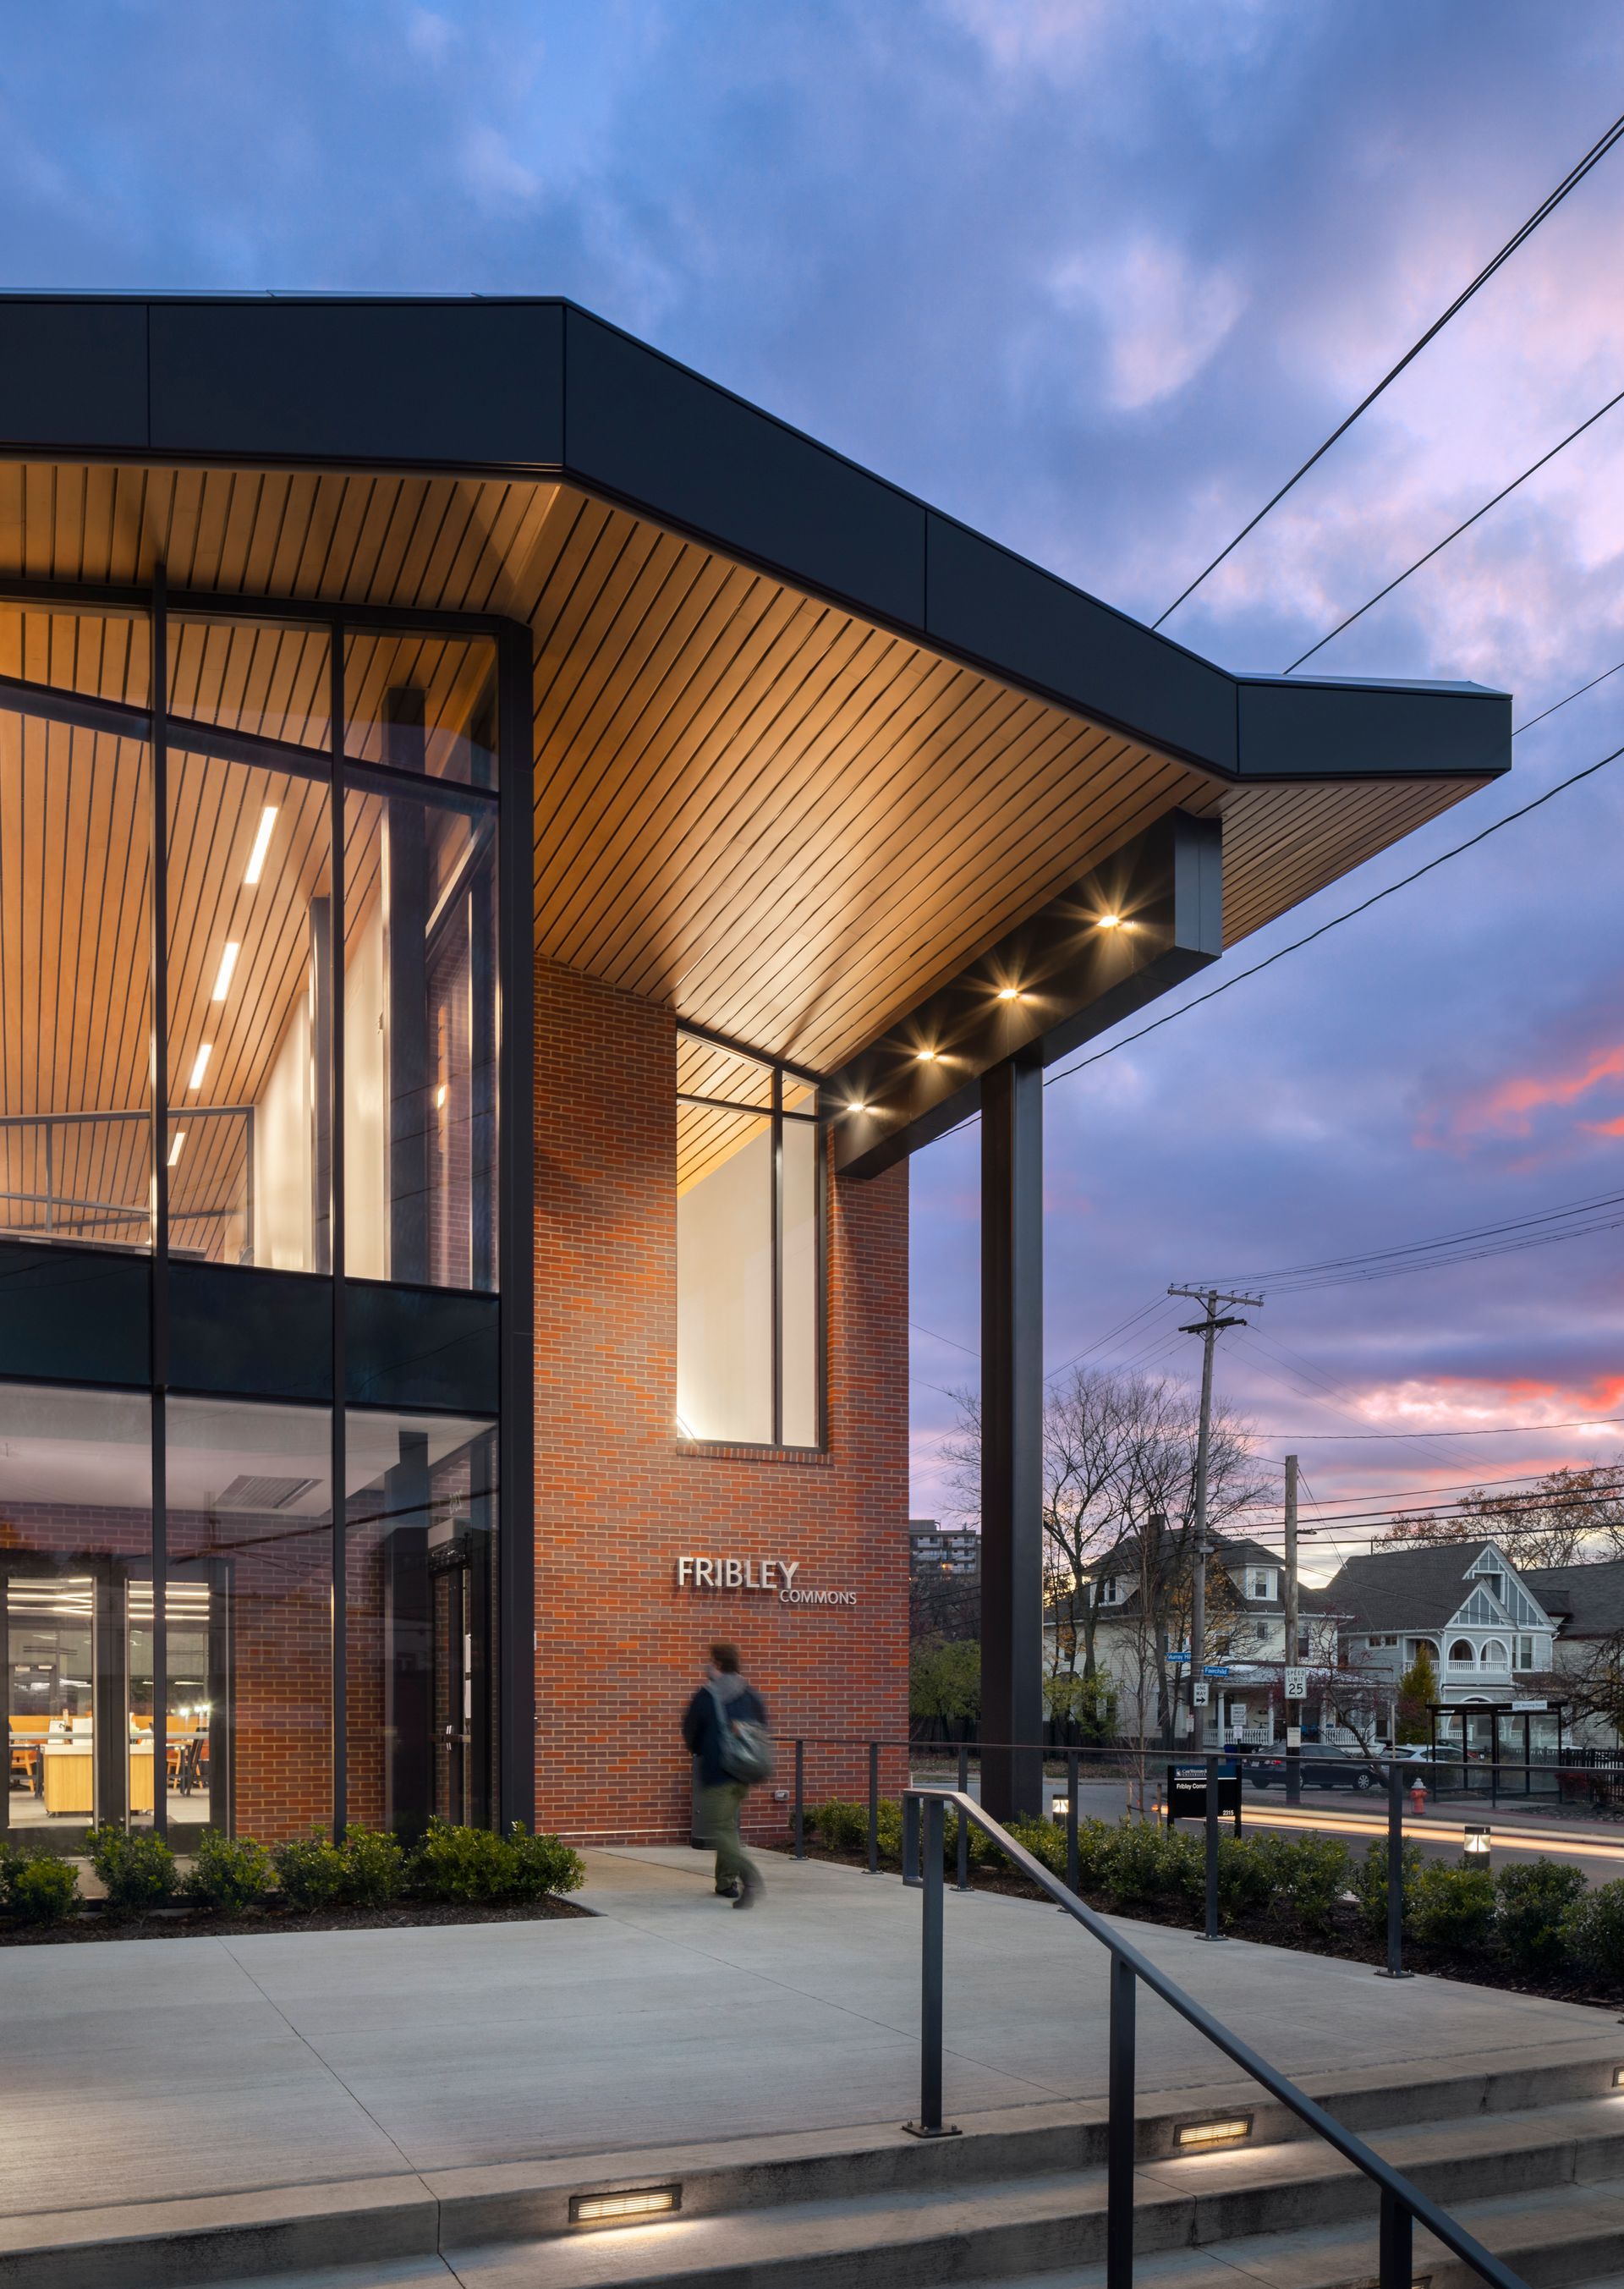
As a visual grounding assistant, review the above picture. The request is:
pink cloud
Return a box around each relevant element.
[1418,1040,1624,1150]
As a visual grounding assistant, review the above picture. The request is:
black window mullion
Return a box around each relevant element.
[771,1067,782,1447]
[330,633,348,1842]
[150,567,169,1838]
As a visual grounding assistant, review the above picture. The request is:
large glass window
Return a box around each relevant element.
[0,608,153,1252]
[344,781,497,1289]
[676,1030,822,1446]
[0,1382,154,1842]
[343,1408,497,1839]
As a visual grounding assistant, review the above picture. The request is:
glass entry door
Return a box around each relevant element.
[3,1563,145,1837]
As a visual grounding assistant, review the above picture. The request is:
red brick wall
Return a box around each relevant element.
[534,959,910,1845]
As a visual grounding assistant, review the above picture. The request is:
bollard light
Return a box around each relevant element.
[1464,1825,1491,1859]
[1051,1791,1071,1821]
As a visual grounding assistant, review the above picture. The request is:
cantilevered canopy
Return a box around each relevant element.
[0,295,1511,1155]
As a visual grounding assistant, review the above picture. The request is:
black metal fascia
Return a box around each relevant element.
[826,810,1221,1177]
[0,294,1512,798]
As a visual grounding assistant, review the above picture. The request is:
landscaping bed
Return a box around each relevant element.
[801,1799,1624,2012]
[0,1817,588,1946]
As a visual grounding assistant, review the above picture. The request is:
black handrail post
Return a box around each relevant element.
[1377,1759,1413,1979]
[868,1740,881,1875]
[1379,2186,1412,2289]
[903,1789,921,1887]
[1067,1748,1080,1895]
[1107,1954,1136,2289]
[793,1737,805,1860]
[1202,1760,1225,1941]
[956,1744,970,1891]
[903,1796,959,2138]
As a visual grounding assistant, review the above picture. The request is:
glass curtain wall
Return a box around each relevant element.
[0,590,507,1842]
[675,1030,823,1446]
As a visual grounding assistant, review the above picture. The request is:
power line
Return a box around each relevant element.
[1259,1411,1624,1442]
[1516,653,1624,737]
[1152,107,1624,630]
[1284,381,1624,674]
[1211,1183,1624,1294]
[1044,733,1624,1093]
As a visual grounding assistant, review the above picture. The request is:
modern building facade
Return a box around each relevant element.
[0,295,1510,1840]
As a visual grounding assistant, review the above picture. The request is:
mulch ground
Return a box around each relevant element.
[796,1837,1624,2013]
[0,1895,591,1946]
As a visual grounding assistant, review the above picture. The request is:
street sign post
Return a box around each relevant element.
[1285,1668,1307,1701]
[1192,1681,1210,1706]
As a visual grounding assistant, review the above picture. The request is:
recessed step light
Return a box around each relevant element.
[569,2183,681,2228]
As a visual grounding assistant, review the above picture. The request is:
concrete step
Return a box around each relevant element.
[3,2038,1621,2289]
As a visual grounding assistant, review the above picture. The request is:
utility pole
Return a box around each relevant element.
[1284,1452,1300,1806]
[1169,1286,1264,1744]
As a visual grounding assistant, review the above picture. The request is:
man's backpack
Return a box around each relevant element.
[709,1684,775,1783]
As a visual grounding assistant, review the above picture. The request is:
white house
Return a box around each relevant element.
[1323,1540,1558,1709]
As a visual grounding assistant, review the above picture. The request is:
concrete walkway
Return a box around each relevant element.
[0,1846,1614,2228]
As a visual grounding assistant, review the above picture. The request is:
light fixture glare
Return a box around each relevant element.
[915,1047,938,1063]
[847,1100,868,1115]
[211,941,241,1001]
[1097,912,1123,930]
[569,2185,681,2228]
[187,1044,212,1091]
[1174,2116,1252,2149]
[244,805,278,885]
[996,985,1023,1002]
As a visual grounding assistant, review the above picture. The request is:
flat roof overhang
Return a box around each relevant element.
[0,294,1512,1170]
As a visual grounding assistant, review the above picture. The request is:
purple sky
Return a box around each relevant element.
[5,3,1623,1577]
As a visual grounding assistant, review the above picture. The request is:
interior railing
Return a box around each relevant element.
[900,1785,1528,2289]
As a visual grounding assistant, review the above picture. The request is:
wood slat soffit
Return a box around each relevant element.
[0,459,1496,1080]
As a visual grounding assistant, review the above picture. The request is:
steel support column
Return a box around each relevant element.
[980,1055,1044,1820]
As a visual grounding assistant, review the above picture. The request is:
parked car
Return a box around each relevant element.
[1248,1745,1385,1792]
[1248,1745,1438,1792]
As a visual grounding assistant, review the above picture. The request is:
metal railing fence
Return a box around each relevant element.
[898,1784,1527,2289]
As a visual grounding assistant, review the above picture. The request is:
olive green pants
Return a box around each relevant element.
[697,1778,758,1893]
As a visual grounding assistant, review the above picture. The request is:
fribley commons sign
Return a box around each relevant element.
[675,1556,856,1607]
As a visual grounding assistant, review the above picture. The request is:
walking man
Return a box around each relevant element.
[683,1642,771,1908]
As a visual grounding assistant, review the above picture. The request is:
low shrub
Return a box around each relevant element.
[1100,1817,1199,1909]
[1495,1859,1587,1972]
[1353,1837,1420,1941]
[1563,1877,1624,1982]
[272,1831,347,1914]
[505,1825,585,1900]
[85,1824,176,1916]
[1007,1814,1068,1879]
[340,1826,405,1907]
[1243,1831,1353,1934]
[0,1843,80,1925]
[1409,1859,1495,1952]
[411,1818,514,1902]
[184,1830,271,1914]
[807,1799,870,1856]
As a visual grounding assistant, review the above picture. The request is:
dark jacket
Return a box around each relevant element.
[683,1676,767,1788]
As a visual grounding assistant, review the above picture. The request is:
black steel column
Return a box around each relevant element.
[980,1055,1044,1820]
[383,688,431,1285]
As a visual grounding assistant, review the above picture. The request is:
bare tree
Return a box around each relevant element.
[944,1364,1271,1746]
[1380,1466,1624,1569]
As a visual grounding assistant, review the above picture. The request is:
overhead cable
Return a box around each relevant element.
[1153,107,1624,629]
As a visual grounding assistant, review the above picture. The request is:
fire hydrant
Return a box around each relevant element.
[1409,1779,1429,1816]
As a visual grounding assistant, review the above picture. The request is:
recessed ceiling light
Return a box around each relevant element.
[996,985,1023,1002]
[188,1044,212,1091]
[847,1100,868,1114]
[915,1048,938,1063]
[211,941,241,1001]
[167,1131,186,1168]
[244,805,277,885]
[1097,913,1123,930]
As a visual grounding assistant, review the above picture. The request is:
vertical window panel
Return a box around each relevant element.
[343,783,497,1290]
[165,1397,333,1845]
[0,710,152,1250]
[167,751,333,1271]
[780,1117,820,1448]
[676,1106,774,1443]
[0,599,150,706]
[343,1408,497,1838]
[0,1383,154,1840]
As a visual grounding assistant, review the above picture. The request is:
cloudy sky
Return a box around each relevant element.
[6,2,1622,1576]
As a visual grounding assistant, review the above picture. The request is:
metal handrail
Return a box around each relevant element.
[901,1786,1528,2289]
